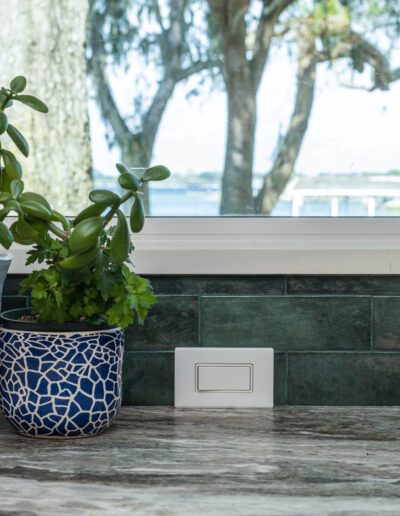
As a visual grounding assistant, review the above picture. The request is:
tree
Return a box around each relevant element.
[256,0,400,213]
[207,0,296,214]
[207,0,400,214]
[87,0,219,211]
[0,0,92,213]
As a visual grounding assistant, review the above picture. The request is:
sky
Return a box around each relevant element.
[90,41,400,179]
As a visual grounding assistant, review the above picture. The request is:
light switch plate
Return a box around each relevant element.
[174,348,274,408]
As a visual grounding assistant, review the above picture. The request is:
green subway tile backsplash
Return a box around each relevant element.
[372,297,400,350]
[122,351,175,405]
[287,352,400,405]
[1,296,28,312]
[3,274,400,406]
[287,275,400,295]
[125,295,198,350]
[274,352,287,405]
[147,275,286,295]
[2,275,27,296]
[202,296,370,350]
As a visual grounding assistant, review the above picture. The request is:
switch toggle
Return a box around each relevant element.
[196,363,253,392]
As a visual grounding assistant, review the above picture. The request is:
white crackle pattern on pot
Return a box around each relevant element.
[0,328,124,438]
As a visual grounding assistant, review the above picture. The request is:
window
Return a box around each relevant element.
[1,0,399,217]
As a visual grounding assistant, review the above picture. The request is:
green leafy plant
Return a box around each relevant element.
[0,76,170,329]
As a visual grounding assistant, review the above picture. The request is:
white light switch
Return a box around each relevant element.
[196,364,253,392]
[175,348,273,408]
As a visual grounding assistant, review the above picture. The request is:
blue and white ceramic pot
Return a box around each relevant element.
[0,308,124,439]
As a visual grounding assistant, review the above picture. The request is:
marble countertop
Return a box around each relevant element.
[1,406,400,515]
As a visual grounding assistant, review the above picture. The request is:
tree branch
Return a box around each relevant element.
[166,0,188,68]
[263,0,296,18]
[152,0,166,33]
[317,30,399,91]
[254,32,317,214]
[142,75,175,153]
[175,59,221,81]
[87,5,130,146]
[251,0,296,88]
[143,0,208,151]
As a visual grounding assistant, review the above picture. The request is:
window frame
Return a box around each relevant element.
[7,216,400,275]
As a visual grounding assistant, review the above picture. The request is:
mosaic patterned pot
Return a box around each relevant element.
[0,308,124,439]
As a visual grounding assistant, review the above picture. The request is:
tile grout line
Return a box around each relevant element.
[370,296,374,351]
[197,295,203,347]
[284,352,289,405]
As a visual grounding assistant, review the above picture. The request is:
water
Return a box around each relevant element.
[147,187,399,217]
[95,172,400,216]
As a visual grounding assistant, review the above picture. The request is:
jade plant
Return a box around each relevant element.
[0,76,170,328]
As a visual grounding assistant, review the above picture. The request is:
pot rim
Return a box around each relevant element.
[0,251,12,261]
[0,308,120,333]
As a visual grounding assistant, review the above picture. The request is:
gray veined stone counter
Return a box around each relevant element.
[0,407,400,515]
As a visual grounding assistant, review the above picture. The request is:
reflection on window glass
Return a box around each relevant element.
[0,0,399,216]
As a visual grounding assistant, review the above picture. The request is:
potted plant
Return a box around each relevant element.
[0,76,170,438]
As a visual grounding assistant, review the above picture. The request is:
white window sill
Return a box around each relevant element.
[7,217,400,275]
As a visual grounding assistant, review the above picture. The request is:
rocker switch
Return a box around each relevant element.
[196,364,253,392]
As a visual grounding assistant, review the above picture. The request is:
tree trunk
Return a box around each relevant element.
[221,78,257,214]
[207,0,281,214]
[0,0,92,213]
[207,0,257,214]
[254,35,317,214]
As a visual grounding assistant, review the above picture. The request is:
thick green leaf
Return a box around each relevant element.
[20,201,52,222]
[116,163,131,175]
[141,165,170,182]
[0,208,9,222]
[50,210,70,231]
[0,93,12,109]
[59,245,99,270]
[6,124,29,157]
[69,216,104,254]
[0,112,8,135]
[5,199,20,213]
[0,172,11,194]
[118,172,141,192]
[29,220,49,240]
[14,94,48,113]
[0,221,13,249]
[10,218,39,244]
[89,189,120,205]
[19,192,51,211]
[1,149,22,179]
[0,192,11,203]
[130,194,145,232]
[10,76,27,93]
[73,203,105,226]
[110,209,129,264]
[10,179,24,198]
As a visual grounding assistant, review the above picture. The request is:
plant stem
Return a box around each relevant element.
[48,221,68,240]
[0,92,12,111]
[103,191,134,227]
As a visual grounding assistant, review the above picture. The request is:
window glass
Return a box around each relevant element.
[1,0,399,216]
